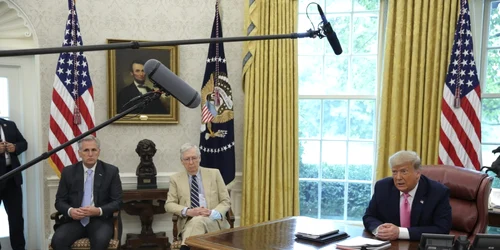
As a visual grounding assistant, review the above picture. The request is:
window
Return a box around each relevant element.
[0,76,8,237]
[482,0,500,189]
[0,77,8,118]
[298,0,380,221]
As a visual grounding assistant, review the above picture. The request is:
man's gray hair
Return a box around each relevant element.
[180,143,201,160]
[77,135,100,150]
[389,150,421,170]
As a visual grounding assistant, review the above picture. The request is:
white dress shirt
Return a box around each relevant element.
[0,125,10,166]
[67,163,103,217]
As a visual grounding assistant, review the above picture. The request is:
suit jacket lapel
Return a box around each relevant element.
[93,161,104,205]
[74,163,85,205]
[411,177,427,226]
[180,172,190,207]
[389,185,401,225]
[200,168,212,208]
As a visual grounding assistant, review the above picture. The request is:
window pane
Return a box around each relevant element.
[322,141,347,179]
[299,0,323,14]
[324,56,349,94]
[484,49,500,94]
[321,182,345,219]
[482,98,500,143]
[322,99,348,139]
[351,56,377,94]
[325,15,351,55]
[299,181,319,217]
[347,141,374,181]
[352,14,379,54]
[298,14,324,55]
[353,0,379,11]
[326,0,352,13]
[347,183,371,220]
[298,56,325,95]
[0,77,8,118]
[299,99,322,139]
[349,99,375,139]
[488,1,500,47]
[299,140,320,178]
[482,144,500,189]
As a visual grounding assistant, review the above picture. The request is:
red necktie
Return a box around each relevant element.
[400,193,411,228]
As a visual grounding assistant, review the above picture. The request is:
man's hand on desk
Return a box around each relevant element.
[187,207,211,217]
[375,223,399,241]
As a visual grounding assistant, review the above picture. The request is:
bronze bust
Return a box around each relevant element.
[135,139,158,189]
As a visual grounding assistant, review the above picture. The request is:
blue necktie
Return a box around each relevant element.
[80,169,93,227]
[190,175,199,208]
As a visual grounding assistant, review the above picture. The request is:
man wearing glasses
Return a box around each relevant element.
[166,143,231,250]
[51,135,123,250]
[363,150,452,241]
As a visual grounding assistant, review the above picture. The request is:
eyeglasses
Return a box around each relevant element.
[182,156,199,162]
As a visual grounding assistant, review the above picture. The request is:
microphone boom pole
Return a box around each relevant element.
[0,93,162,182]
[0,31,319,57]
[0,29,322,181]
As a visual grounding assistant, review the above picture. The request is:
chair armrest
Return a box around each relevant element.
[112,211,120,241]
[50,211,62,221]
[226,208,235,228]
[172,214,179,243]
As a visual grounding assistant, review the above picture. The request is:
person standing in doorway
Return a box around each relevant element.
[0,118,28,250]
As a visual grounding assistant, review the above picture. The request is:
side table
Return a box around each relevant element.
[121,187,170,249]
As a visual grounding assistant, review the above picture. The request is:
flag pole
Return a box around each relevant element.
[0,30,320,57]
[0,93,162,182]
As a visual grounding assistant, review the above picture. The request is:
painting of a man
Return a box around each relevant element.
[117,60,170,114]
[107,39,178,123]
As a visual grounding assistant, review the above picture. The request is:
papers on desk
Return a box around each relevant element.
[336,236,391,250]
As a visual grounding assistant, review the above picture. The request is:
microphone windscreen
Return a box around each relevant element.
[144,59,201,109]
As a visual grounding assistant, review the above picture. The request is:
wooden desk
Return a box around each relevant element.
[121,187,170,250]
[489,209,500,227]
[186,216,419,250]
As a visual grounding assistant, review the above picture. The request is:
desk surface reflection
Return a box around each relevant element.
[186,216,419,250]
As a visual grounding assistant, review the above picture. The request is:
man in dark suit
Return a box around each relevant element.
[363,150,452,241]
[0,118,27,250]
[51,135,122,250]
[116,60,170,114]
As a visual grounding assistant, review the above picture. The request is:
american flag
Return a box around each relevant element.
[199,1,235,185]
[439,0,481,170]
[201,104,215,123]
[48,0,95,177]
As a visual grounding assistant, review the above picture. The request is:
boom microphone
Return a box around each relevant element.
[144,59,201,109]
[317,5,342,55]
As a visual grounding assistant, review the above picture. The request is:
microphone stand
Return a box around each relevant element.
[0,30,321,57]
[0,92,162,182]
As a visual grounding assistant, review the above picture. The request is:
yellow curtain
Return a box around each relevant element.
[241,0,299,226]
[376,0,459,179]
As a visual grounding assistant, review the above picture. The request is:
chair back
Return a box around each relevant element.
[420,165,493,242]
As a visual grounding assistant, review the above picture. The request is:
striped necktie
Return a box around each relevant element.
[190,175,199,208]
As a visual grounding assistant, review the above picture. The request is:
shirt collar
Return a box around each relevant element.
[401,181,419,197]
[187,170,200,179]
[82,162,97,173]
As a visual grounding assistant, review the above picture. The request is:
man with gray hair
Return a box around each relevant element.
[51,135,123,250]
[166,143,231,250]
[363,150,452,241]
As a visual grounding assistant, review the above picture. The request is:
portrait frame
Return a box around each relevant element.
[107,39,179,124]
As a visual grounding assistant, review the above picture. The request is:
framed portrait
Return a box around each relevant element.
[107,39,179,124]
